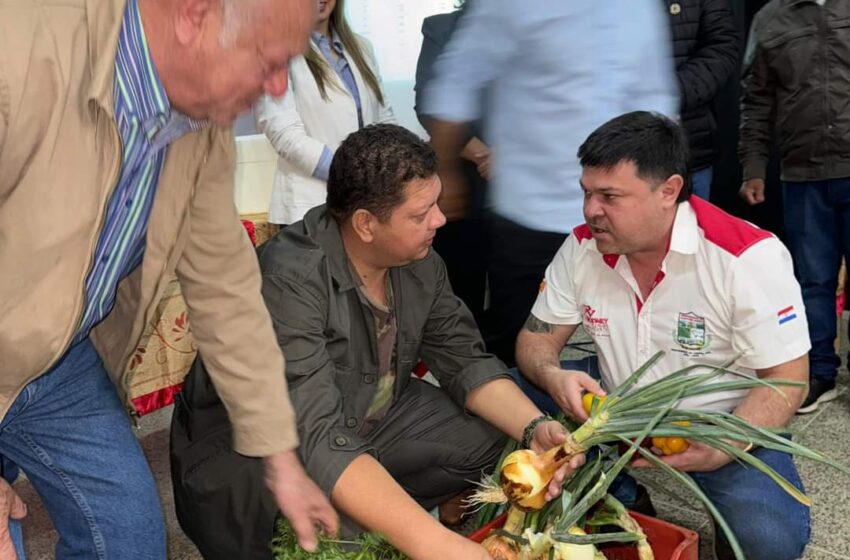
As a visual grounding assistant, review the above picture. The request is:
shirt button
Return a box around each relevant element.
[334,435,348,446]
[345,417,358,428]
[364,374,375,384]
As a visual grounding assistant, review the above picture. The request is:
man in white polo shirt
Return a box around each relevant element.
[516,112,811,560]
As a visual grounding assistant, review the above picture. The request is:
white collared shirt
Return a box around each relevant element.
[531,198,811,411]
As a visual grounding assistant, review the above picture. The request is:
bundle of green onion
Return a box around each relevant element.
[481,438,661,560]
[470,351,850,560]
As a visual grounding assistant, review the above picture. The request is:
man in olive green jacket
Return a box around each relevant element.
[0,0,336,556]
[172,124,585,559]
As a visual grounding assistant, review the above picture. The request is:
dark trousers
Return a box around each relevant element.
[172,357,505,553]
[433,162,489,328]
[171,359,278,560]
[341,378,505,536]
[484,213,569,367]
[783,178,850,382]
[433,218,489,327]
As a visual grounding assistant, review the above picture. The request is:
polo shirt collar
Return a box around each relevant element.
[591,200,697,270]
[669,200,699,256]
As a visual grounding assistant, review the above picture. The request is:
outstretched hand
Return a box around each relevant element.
[263,450,339,552]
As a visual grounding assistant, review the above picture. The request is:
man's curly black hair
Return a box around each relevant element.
[326,124,437,223]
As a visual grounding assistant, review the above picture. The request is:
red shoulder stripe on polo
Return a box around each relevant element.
[573,224,592,244]
[690,197,773,257]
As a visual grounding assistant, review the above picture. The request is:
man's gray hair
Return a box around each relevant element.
[219,0,266,47]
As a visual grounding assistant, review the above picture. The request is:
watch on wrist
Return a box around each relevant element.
[521,414,550,449]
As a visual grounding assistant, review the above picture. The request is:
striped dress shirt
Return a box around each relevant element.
[74,0,205,343]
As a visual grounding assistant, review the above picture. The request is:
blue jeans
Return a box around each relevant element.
[511,358,810,560]
[1,339,165,559]
[783,178,850,382]
[690,166,713,200]
[690,446,810,560]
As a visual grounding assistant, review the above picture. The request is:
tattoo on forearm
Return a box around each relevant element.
[523,315,555,334]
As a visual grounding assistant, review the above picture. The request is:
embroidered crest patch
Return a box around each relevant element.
[676,312,707,350]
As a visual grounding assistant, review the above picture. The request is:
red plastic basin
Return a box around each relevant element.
[469,510,698,560]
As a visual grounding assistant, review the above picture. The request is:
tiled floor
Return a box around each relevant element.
[18,326,850,559]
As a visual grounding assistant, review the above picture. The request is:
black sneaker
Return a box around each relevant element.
[797,377,838,414]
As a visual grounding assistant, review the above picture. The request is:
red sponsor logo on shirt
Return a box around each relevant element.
[582,305,610,337]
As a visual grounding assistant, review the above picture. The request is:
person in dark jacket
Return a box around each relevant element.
[414,1,491,329]
[664,0,741,200]
[172,124,585,559]
[738,0,850,414]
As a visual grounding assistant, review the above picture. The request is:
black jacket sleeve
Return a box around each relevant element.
[738,9,776,181]
[677,0,741,112]
[414,14,453,128]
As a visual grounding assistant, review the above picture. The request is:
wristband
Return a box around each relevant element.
[521,415,550,449]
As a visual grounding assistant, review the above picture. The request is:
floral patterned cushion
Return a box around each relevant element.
[127,214,279,415]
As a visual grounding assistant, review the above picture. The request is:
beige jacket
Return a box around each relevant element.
[0,0,297,456]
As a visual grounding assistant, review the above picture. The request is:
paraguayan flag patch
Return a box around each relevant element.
[777,305,797,326]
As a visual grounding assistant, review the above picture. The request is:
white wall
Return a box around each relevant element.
[234,135,278,215]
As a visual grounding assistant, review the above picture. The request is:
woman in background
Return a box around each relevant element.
[256,0,395,226]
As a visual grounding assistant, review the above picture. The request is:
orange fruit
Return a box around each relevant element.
[665,437,689,454]
[581,393,606,414]
[652,436,690,455]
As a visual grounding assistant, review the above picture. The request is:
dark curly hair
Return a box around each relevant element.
[326,124,437,223]
[577,111,692,202]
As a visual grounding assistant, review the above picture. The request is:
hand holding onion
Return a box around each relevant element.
[471,353,850,560]
[499,420,592,511]
[527,420,587,504]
